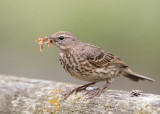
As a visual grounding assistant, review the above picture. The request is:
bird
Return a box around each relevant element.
[44,31,155,100]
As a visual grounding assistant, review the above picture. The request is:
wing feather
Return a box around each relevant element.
[86,46,127,68]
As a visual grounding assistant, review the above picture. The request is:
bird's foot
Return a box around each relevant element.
[88,80,111,99]
[88,88,105,99]
[64,82,96,100]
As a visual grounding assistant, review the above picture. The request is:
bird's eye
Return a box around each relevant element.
[59,36,64,40]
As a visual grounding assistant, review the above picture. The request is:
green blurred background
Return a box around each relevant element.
[0,0,159,94]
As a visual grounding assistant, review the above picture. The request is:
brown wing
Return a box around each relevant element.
[86,46,128,68]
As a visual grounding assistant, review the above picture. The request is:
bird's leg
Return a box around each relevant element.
[89,79,112,99]
[64,82,96,100]
[75,82,97,93]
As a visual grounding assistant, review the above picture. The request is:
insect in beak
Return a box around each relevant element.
[36,36,53,52]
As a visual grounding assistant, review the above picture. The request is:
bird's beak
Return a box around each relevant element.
[48,36,54,43]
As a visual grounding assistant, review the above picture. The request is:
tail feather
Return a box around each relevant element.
[123,69,155,82]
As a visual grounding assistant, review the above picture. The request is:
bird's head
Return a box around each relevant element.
[49,31,79,50]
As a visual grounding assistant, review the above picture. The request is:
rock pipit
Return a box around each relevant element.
[37,31,155,100]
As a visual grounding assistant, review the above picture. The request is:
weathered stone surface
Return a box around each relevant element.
[0,75,160,114]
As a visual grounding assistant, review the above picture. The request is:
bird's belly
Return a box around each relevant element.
[69,67,120,82]
[59,55,120,82]
[59,51,122,82]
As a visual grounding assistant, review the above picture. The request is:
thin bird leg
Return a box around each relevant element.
[89,79,112,99]
[64,82,96,100]
[76,82,97,93]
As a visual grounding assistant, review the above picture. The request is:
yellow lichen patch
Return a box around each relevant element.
[50,97,60,106]
[137,104,154,114]
[46,99,49,103]
[72,96,82,104]
[145,104,150,108]
[107,103,112,108]
[52,106,61,114]
[52,89,62,95]
[40,106,44,110]
[76,96,81,101]
[46,107,50,112]
[40,89,62,114]
[53,106,61,114]
[51,96,61,114]
[57,96,60,99]
[55,106,61,110]
[39,106,44,113]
